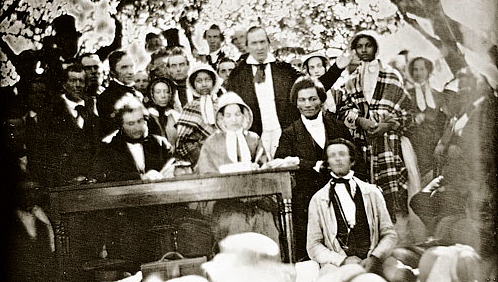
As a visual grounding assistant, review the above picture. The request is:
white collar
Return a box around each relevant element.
[209,48,222,57]
[246,53,276,65]
[301,113,324,127]
[62,94,85,109]
[112,77,135,88]
[330,170,355,180]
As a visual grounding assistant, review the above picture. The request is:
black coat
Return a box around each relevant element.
[96,132,173,182]
[97,80,141,137]
[226,59,343,135]
[46,96,101,186]
[275,114,353,193]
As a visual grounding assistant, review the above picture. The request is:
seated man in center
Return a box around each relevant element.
[96,95,175,182]
[307,138,397,276]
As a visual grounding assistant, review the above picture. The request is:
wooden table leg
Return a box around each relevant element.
[282,198,294,263]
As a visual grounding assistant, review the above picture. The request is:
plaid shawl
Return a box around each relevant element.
[176,99,216,165]
[339,65,412,215]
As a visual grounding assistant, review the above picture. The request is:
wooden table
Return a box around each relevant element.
[49,168,296,281]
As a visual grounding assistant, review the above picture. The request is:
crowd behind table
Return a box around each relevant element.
[2,13,497,282]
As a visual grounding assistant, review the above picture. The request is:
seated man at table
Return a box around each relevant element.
[96,95,175,182]
[307,138,397,276]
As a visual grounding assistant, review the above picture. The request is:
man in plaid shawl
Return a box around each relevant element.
[339,30,412,221]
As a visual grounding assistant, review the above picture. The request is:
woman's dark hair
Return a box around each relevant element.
[189,69,216,92]
[408,57,434,78]
[289,76,327,105]
[146,77,177,109]
[203,24,225,41]
[304,56,328,75]
[219,104,244,116]
[216,57,236,72]
[351,34,378,56]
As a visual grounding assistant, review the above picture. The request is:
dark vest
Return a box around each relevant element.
[330,184,371,259]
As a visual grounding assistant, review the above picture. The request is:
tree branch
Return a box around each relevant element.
[0,0,21,24]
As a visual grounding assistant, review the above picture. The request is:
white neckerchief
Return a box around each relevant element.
[331,170,356,228]
[360,59,380,103]
[301,114,326,149]
[414,82,436,112]
[165,109,181,122]
[200,94,217,125]
[226,129,252,163]
[62,94,85,128]
[126,142,145,173]
[112,77,135,88]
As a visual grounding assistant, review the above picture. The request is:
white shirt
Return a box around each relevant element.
[126,142,146,173]
[62,94,85,129]
[301,114,326,149]
[247,54,280,132]
[360,59,380,103]
[208,48,222,64]
[330,170,357,228]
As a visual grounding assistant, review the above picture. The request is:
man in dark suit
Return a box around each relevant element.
[96,95,175,183]
[226,26,350,158]
[203,24,227,70]
[97,50,143,137]
[274,77,353,261]
[46,64,101,186]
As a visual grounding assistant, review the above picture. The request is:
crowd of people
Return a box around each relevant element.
[2,12,497,282]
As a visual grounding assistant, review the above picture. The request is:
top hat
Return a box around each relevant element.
[52,15,82,37]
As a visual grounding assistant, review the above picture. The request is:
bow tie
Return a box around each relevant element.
[331,177,353,196]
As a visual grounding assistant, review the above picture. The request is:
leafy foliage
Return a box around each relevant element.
[1,0,402,86]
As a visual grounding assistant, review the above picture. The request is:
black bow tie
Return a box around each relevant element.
[330,177,353,197]
[75,105,87,119]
